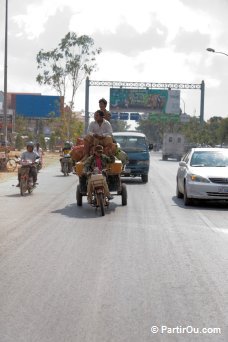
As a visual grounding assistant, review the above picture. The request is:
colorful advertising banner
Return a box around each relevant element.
[110,88,180,114]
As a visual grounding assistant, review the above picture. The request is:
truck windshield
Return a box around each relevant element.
[114,136,148,151]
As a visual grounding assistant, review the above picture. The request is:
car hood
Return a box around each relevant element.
[190,166,228,178]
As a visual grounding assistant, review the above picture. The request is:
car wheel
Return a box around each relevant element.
[176,181,183,198]
[184,183,192,206]
[141,174,148,183]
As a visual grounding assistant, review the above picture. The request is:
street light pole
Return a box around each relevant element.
[206,47,228,57]
[3,0,8,145]
[181,98,186,114]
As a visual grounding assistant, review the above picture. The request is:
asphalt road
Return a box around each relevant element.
[0,152,227,342]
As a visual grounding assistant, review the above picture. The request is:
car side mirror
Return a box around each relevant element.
[179,161,186,167]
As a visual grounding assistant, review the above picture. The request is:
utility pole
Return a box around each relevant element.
[3,0,8,145]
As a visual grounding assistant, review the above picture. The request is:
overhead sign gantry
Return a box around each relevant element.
[84,78,205,132]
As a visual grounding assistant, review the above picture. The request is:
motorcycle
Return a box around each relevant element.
[37,159,42,172]
[17,157,40,196]
[61,154,73,176]
[86,169,109,216]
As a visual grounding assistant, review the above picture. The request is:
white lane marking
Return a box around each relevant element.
[197,211,228,234]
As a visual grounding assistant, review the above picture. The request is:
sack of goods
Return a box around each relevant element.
[75,161,84,176]
[71,145,84,162]
[90,174,106,188]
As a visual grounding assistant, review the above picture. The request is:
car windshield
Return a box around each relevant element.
[114,136,148,151]
[190,150,228,167]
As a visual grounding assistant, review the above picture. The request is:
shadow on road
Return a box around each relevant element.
[172,195,228,211]
[51,201,119,219]
[121,178,146,185]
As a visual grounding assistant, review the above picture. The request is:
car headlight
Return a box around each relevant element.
[189,174,210,183]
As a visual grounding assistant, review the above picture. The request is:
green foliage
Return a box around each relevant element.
[219,117,228,145]
[36,32,102,109]
[15,116,28,134]
[136,116,228,146]
[110,120,131,132]
[49,133,56,152]
[37,134,46,150]
[15,135,24,150]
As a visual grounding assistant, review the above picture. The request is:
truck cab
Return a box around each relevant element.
[113,132,151,183]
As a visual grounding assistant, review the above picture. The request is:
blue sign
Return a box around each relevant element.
[130,112,140,121]
[16,95,62,118]
[111,112,119,120]
[119,112,129,120]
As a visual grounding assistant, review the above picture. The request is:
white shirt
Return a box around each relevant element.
[34,147,43,157]
[20,151,39,163]
[87,119,113,136]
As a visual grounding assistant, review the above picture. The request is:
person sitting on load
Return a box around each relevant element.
[83,145,115,204]
[16,141,39,187]
[99,98,111,121]
[83,110,113,159]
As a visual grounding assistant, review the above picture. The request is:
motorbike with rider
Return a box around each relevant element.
[60,141,73,176]
[16,141,40,195]
[82,145,115,213]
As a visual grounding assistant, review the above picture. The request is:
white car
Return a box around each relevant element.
[176,148,228,205]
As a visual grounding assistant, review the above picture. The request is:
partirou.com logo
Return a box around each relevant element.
[150,325,221,335]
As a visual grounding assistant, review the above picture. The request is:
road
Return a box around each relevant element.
[0,152,227,342]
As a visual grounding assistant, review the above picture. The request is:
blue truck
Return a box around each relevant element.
[113,131,152,183]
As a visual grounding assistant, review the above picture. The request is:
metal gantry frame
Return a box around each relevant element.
[84,78,205,132]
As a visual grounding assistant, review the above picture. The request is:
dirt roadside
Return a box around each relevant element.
[0,152,60,183]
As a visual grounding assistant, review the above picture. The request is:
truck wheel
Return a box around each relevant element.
[121,183,127,206]
[141,174,148,183]
[76,185,82,206]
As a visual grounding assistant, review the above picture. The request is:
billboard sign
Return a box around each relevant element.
[110,88,180,114]
[15,95,63,118]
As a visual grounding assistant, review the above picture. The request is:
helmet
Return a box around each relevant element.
[64,141,71,148]
[26,141,34,148]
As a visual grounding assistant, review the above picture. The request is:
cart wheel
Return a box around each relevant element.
[76,185,82,206]
[121,183,127,206]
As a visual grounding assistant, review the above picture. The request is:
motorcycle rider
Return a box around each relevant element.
[60,141,73,173]
[83,145,115,204]
[16,141,39,187]
[34,142,44,169]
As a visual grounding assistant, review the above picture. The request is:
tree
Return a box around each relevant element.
[15,134,24,150]
[110,120,130,132]
[36,32,102,110]
[219,117,228,145]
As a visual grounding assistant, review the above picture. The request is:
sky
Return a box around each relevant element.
[0,0,228,121]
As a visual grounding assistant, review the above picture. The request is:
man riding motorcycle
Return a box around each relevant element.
[60,141,73,173]
[83,145,115,204]
[16,141,39,187]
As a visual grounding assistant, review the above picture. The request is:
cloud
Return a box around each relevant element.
[172,28,210,54]
[92,16,168,56]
